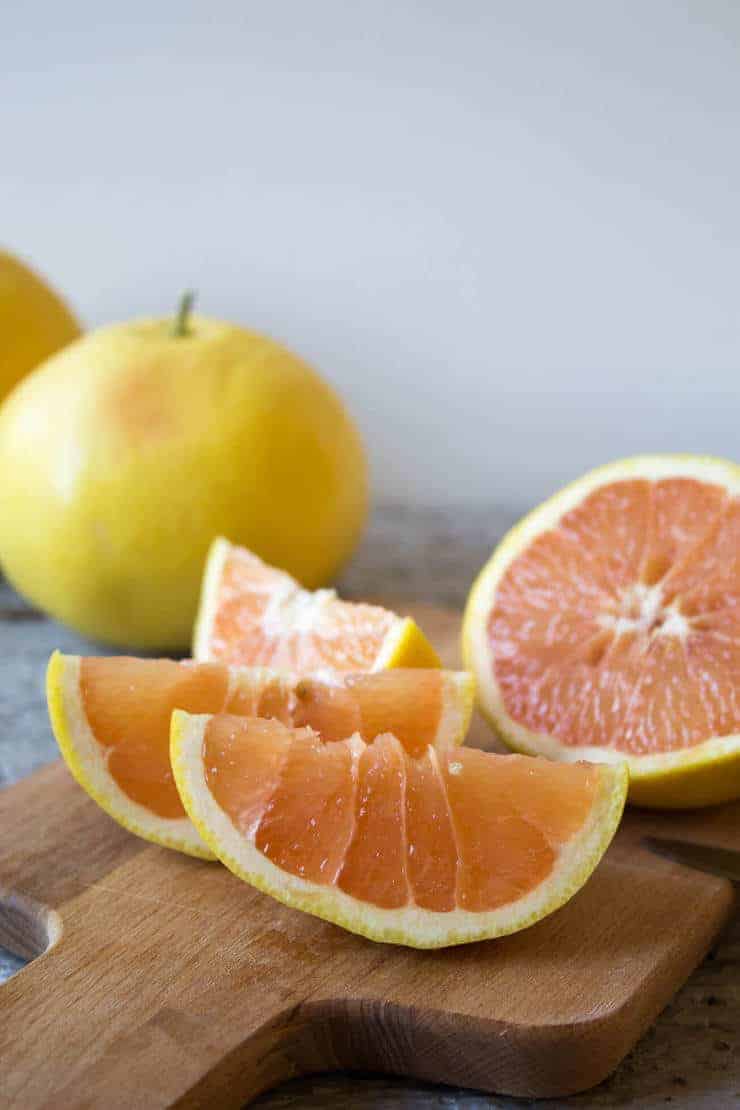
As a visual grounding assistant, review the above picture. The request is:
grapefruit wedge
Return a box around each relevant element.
[46,652,472,858]
[193,538,440,673]
[171,711,627,947]
[463,455,740,808]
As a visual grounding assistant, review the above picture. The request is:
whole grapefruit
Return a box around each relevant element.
[0,298,367,649]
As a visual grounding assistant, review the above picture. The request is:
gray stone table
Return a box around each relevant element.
[1,504,738,1107]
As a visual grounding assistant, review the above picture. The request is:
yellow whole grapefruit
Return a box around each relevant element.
[0,296,368,649]
[0,248,80,401]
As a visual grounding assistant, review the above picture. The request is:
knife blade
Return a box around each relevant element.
[643,836,740,883]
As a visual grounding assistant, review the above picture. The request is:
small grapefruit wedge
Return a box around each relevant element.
[463,455,740,808]
[47,652,472,858]
[193,538,440,673]
[171,711,627,947]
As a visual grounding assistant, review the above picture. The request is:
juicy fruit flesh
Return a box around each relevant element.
[81,659,229,819]
[291,670,442,756]
[204,546,397,672]
[80,658,449,818]
[204,716,601,912]
[491,478,740,755]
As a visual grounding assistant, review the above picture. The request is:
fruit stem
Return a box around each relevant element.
[171,291,196,337]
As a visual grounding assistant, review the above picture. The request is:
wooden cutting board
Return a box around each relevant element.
[0,603,737,1108]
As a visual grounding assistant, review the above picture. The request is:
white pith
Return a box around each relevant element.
[261,585,338,636]
[171,711,628,949]
[372,617,413,670]
[192,536,232,661]
[598,583,690,642]
[433,672,476,748]
[464,455,740,786]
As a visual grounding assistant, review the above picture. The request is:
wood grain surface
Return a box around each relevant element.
[0,600,738,1109]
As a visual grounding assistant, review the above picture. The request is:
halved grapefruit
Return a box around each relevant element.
[171,711,627,947]
[46,652,473,858]
[193,537,440,673]
[463,455,740,808]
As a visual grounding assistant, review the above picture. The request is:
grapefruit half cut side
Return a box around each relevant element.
[463,455,740,808]
[47,652,472,857]
[193,537,441,673]
[171,710,627,948]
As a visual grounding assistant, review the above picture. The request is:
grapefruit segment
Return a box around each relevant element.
[47,652,472,857]
[193,537,441,673]
[404,748,458,912]
[171,711,628,948]
[207,717,294,840]
[337,735,409,910]
[463,455,740,808]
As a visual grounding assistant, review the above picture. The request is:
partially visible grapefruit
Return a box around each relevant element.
[47,652,472,858]
[463,455,740,808]
[0,248,80,403]
[171,711,627,948]
[193,538,441,673]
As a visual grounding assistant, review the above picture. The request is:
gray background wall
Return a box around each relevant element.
[3,1,738,510]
